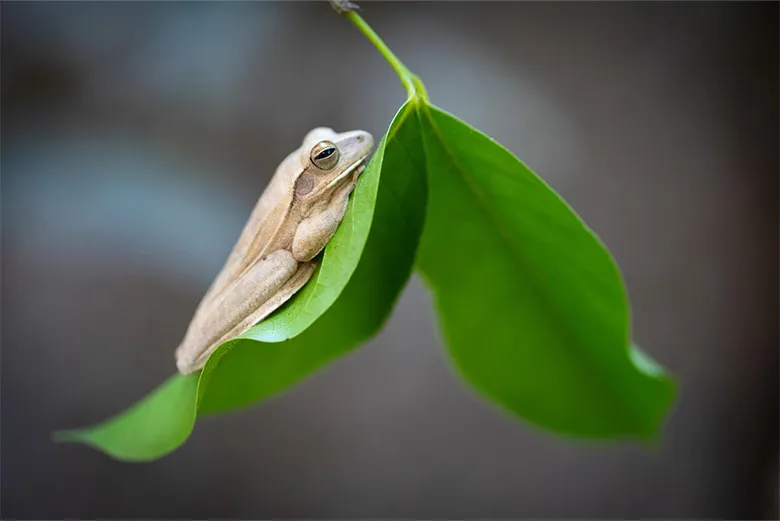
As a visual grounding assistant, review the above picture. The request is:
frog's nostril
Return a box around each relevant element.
[357,135,364,142]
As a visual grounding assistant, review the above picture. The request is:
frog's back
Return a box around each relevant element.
[199,147,302,307]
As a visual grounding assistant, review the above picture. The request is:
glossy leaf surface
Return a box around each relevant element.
[414,103,675,438]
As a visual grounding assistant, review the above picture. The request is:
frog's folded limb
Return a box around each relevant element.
[292,182,355,262]
[175,250,314,374]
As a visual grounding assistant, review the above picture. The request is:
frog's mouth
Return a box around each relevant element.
[322,157,367,191]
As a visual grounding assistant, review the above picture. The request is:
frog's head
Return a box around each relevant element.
[293,127,374,198]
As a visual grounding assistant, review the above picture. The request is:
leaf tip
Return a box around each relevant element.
[52,428,81,444]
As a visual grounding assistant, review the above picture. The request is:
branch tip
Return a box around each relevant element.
[330,0,360,15]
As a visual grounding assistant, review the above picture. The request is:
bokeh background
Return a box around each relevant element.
[2,2,778,519]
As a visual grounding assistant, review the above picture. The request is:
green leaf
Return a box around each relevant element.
[341,4,677,437]
[53,374,199,462]
[56,100,428,460]
[414,102,675,439]
[197,100,426,415]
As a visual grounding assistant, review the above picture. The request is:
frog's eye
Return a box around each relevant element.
[310,140,340,170]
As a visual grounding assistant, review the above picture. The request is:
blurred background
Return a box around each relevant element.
[2,2,777,519]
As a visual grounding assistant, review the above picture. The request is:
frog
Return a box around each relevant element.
[175,127,374,374]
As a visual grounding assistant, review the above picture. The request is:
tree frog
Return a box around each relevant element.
[175,127,374,374]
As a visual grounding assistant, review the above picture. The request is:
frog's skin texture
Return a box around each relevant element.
[175,128,374,375]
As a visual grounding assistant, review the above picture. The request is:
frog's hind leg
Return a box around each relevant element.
[209,260,316,348]
[176,251,315,374]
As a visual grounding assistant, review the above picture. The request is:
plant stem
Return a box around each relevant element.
[344,11,424,100]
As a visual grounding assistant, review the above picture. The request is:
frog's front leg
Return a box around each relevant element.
[292,180,356,262]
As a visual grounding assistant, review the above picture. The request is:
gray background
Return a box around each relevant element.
[2,2,778,519]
